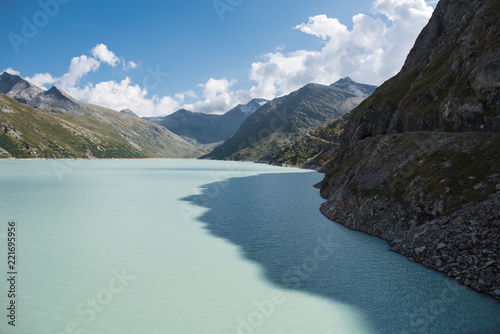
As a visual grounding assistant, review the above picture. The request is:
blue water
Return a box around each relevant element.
[0,159,499,334]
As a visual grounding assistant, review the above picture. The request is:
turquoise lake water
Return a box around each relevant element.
[0,159,499,333]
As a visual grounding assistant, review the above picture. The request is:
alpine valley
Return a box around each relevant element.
[144,98,268,145]
[1,0,499,302]
[204,77,376,161]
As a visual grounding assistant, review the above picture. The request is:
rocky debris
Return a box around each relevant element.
[414,246,426,255]
[321,191,500,300]
[319,131,500,300]
[473,182,485,190]
[389,193,500,300]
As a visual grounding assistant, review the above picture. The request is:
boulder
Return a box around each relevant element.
[415,246,426,255]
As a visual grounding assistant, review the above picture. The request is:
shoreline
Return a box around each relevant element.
[318,186,500,302]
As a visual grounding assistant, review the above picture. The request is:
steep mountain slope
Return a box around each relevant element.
[0,93,201,159]
[0,72,44,104]
[0,94,130,158]
[206,78,376,162]
[146,99,267,144]
[328,77,376,99]
[28,86,89,115]
[270,112,351,168]
[318,0,500,299]
[120,109,139,117]
[0,73,203,159]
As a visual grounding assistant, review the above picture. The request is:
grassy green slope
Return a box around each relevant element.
[0,94,202,159]
[270,113,350,167]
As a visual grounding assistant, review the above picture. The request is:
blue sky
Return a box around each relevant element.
[1,0,436,116]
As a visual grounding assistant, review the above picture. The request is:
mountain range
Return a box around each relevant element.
[205,77,376,161]
[0,72,376,162]
[145,98,267,144]
[0,72,202,159]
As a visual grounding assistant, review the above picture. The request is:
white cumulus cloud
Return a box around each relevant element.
[295,15,348,40]
[25,55,100,90]
[26,72,58,88]
[66,77,185,116]
[24,43,140,92]
[183,78,251,114]
[4,67,21,76]
[59,55,100,88]
[91,44,120,67]
[247,0,434,98]
[14,0,434,117]
[125,61,139,70]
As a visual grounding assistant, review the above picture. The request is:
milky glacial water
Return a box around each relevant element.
[0,159,499,334]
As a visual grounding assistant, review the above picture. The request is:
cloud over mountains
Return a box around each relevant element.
[6,0,433,117]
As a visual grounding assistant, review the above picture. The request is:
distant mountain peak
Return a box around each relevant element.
[26,85,89,115]
[44,86,70,98]
[0,71,21,83]
[0,72,44,104]
[303,83,325,89]
[37,86,80,106]
[0,72,37,91]
[330,77,377,98]
[336,77,353,83]
[145,99,268,144]
[248,98,268,105]
[120,109,139,117]
[238,98,268,115]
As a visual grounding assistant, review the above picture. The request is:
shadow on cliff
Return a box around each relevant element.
[180,171,500,333]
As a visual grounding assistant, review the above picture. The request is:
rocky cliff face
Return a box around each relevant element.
[343,0,499,142]
[319,0,500,299]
